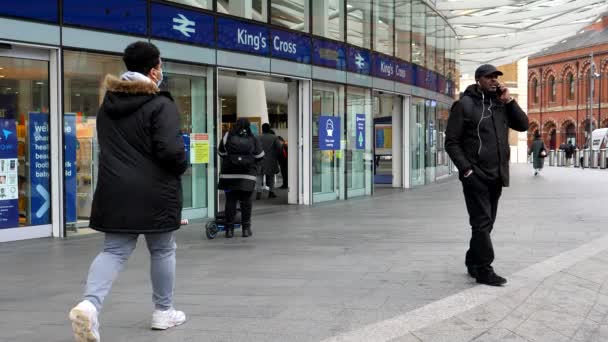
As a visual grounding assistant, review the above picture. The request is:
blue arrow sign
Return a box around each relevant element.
[29,113,51,225]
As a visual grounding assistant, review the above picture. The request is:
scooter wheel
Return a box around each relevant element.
[205,222,218,240]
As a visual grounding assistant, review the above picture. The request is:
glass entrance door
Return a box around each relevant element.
[410,97,426,186]
[0,46,54,242]
[312,82,345,203]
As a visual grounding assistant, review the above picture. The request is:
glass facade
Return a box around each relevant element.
[313,0,345,41]
[374,0,395,56]
[63,51,123,228]
[347,0,372,49]
[410,97,425,186]
[0,0,461,240]
[217,0,268,22]
[395,1,412,61]
[411,1,426,67]
[271,0,309,32]
[166,0,212,9]
[63,52,212,233]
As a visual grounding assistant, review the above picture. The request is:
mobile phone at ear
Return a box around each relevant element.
[496,86,504,96]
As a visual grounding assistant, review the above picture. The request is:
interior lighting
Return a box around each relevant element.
[36,81,44,85]
[0,67,3,70]
[561,40,567,43]
[0,76,5,78]
[347,4,353,9]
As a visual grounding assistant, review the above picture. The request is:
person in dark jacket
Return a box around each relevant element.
[530,130,546,176]
[69,42,188,342]
[218,118,264,238]
[256,123,282,199]
[445,64,529,286]
[278,136,288,189]
[566,141,575,166]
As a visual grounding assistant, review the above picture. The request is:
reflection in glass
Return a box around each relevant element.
[374,0,394,56]
[347,0,372,49]
[271,0,309,32]
[412,1,426,66]
[395,0,412,61]
[425,99,436,182]
[436,19,445,75]
[165,0,211,9]
[162,66,208,210]
[0,56,50,227]
[426,9,436,71]
[63,52,124,229]
[218,0,268,22]
[313,0,345,41]
[410,97,425,186]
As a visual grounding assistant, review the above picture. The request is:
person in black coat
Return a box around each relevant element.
[70,42,188,342]
[445,64,529,287]
[218,118,264,238]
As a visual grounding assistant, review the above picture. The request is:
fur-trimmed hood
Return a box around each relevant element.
[101,74,160,119]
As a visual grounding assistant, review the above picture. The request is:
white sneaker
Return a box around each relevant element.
[69,300,100,342]
[151,308,186,330]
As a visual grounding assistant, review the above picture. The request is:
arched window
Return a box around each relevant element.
[549,75,556,102]
[568,73,575,100]
[532,79,539,104]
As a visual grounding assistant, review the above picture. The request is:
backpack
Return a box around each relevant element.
[226,132,255,173]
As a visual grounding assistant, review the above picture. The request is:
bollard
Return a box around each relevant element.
[591,150,599,168]
[574,149,581,167]
[583,149,590,168]
[600,149,607,169]
[557,150,564,166]
[549,150,556,166]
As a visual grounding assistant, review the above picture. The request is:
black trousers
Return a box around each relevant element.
[279,161,288,186]
[225,190,253,227]
[461,174,503,275]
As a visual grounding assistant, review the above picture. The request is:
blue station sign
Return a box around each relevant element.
[372,53,395,80]
[0,1,58,23]
[312,39,346,70]
[63,0,147,36]
[217,17,269,55]
[151,3,215,47]
[347,47,370,75]
[270,29,311,63]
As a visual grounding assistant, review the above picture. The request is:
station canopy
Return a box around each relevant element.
[436,0,608,75]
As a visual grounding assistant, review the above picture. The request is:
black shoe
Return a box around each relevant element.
[242,224,252,237]
[225,227,234,238]
[467,267,478,278]
[256,192,262,200]
[268,192,277,199]
[476,272,507,286]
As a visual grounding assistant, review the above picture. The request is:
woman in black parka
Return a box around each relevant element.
[218,118,264,238]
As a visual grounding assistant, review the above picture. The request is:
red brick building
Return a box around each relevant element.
[528,17,608,150]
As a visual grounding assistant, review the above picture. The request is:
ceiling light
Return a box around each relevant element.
[561,40,567,43]
[0,76,5,78]
[596,18,602,23]
[378,20,384,24]
[347,4,353,9]
[75,93,81,97]
[0,67,3,70]
[36,82,44,85]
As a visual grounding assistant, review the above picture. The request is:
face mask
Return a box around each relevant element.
[156,69,163,87]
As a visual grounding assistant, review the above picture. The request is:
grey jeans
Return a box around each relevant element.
[83,232,176,312]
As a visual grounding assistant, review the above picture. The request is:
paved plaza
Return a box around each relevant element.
[2,164,608,341]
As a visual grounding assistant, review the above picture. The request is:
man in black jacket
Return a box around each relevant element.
[445,64,529,286]
[69,42,188,342]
